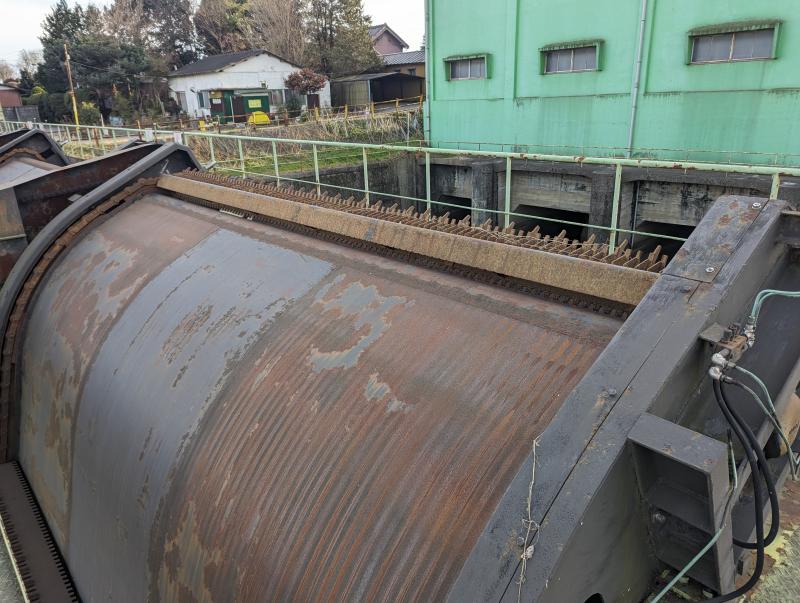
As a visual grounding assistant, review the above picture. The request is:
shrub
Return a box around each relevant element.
[78,102,101,125]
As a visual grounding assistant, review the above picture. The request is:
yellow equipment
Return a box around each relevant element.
[247,111,271,126]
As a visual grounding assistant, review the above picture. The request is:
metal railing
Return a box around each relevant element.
[3,119,798,253]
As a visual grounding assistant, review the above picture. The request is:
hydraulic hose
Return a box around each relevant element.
[706,380,766,603]
[723,379,780,549]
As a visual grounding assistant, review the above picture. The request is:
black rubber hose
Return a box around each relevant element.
[705,379,765,603]
[723,379,781,549]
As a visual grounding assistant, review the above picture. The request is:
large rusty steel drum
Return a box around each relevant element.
[12,184,622,601]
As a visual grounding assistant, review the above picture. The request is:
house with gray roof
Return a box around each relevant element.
[369,23,409,56]
[167,49,331,122]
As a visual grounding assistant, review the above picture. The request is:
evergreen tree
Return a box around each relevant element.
[69,34,151,117]
[17,70,38,94]
[305,0,380,76]
[37,0,88,92]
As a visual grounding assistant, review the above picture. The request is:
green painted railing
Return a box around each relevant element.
[3,119,798,252]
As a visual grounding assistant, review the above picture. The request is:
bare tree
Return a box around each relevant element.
[103,0,148,46]
[244,0,307,65]
[0,60,16,82]
[195,0,249,55]
[17,50,43,75]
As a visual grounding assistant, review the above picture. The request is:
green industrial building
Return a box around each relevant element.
[425,0,800,165]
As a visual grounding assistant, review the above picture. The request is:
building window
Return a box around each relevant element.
[175,91,187,112]
[544,46,597,73]
[447,57,486,80]
[408,68,417,76]
[691,28,775,63]
[268,89,285,108]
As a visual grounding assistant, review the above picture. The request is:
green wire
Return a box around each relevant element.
[732,366,799,479]
[650,445,738,603]
[750,290,800,324]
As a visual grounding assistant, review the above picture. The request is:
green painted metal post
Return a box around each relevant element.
[238,138,246,175]
[75,127,84,159]
[609,163,623,253]
[770,173,781,200]
[272,140,281,186]
[313,144,321,196]
[504,156,512,229]
[209,137,216,165]
[111,128,117,145]
[363,147,370,203]
[425,151,432,213]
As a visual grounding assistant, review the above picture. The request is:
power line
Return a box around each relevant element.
[70,60,139,77]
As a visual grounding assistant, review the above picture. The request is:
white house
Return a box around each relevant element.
[167,49,331,122]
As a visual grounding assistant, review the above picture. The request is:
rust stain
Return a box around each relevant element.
[161,304,214,364]
[148,261,613,602]
[158,501,227,603]
[12,188,625,601]
[16,197,219,550]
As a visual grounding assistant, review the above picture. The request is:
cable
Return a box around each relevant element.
[731,366,799,479]
[650,441,738,603]
[704,379,766,602]
[653,378,768,603]
[751,289,800,323]
[745,289,800,346]
[722,379,780,549]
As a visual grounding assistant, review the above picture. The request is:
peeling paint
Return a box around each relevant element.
[308,280,412,372]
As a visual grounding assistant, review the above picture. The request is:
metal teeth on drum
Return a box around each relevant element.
[176,170,669,273]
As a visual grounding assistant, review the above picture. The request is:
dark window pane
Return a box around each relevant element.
[572,46,597,71]
[732,29,774,60]
[692,33,732,62]
[470,58,485,78]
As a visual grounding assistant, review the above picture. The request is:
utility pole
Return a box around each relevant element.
[64,43,80,126]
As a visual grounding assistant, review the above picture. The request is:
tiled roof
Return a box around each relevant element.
[169,49,298,78]
[368,23,409,49]
[382,50,426,66]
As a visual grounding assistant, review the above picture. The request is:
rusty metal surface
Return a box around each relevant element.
[12,143,165,241]
[0,143,181,289]
[0,155,54,187]
[162,173,662,306]
[0,130,69,168]
[15,189,621,601]
[0,462,77,601]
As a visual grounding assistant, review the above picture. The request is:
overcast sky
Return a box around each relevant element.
[0,0,425,68]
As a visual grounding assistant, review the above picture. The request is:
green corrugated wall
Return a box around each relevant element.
[427,0,800,165]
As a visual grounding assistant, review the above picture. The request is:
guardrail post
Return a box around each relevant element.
[609,163,623,253]
[209,137,216,165]
[237,138,246,175]
[313,144,321,196]
[75,127,84,158]
[271,140,281,186]
[504,156,512,229]
[425,150,432,213]
[362,147,370,203]
[770,173,781,200]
